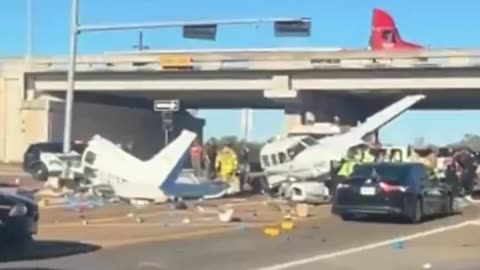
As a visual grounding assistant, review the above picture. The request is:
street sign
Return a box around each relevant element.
[154,100,180,112]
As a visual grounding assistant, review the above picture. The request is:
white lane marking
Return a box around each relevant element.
[469,220,480,226]
[254,220,478,270]
[138,261,168,269]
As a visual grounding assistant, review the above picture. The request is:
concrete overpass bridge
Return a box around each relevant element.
[2,48,480,162]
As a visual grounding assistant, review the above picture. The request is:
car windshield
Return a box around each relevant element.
[351,164,410,184]
[31,143,63,153]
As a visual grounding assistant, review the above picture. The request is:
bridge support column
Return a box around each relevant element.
[282,93,375,134]
[284,103,303,132]
[303,94,367,126]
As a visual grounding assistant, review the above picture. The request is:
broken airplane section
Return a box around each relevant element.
[81,130,229,203]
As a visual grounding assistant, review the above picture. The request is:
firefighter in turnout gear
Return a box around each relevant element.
[215,144,240,194]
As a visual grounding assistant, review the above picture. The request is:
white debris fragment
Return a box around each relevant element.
[422,263,432,269]
[127,213,134,218]
[218,209,234,223]
[182,218,191,224]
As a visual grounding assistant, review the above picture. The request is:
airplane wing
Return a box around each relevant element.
[343,94,425,140]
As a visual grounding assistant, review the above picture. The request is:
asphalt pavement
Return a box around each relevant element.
[2,203,480,270]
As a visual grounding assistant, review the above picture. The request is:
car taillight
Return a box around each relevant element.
[379,181,406,193]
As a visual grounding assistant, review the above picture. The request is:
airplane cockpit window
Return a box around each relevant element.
[84,151,96,165]
[261,155,270,167]
[382,30,395,43]
[278,152,288,163]
[271,154,278,165]
[287,143,307,160]
[300,137,318,147]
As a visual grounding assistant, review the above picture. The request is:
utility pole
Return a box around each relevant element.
[132,31,150,51]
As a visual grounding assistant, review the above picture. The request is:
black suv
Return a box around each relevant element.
[22,142,87,181]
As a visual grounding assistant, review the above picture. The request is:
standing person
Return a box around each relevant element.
[337,148,358,181]
[360,146,375,163]
[190,140,203,177]
[376,149,387,162]
[206,139,218,179]
[203,141,212,179]
[458,150,476,200]
[445,159,461,197]
[238,145,250,193]
[215,144,239,194]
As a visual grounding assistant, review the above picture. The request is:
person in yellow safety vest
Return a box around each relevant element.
[361,147,376,163]
[215,144,239,183]
[337,148,360,178]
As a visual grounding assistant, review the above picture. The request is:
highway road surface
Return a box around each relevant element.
[2,202,480,270]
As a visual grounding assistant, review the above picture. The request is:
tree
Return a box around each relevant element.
[448,134,480,151]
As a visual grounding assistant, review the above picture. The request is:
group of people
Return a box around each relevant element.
[444,149,478,200]
[190,139,249,194]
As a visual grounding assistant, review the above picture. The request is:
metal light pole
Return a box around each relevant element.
[25,0,33,67]
[63,0,79,155]
[241,108,253,141]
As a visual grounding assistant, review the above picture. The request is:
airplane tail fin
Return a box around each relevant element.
[369,8,423,50]
[145,130,197,188]
[346,94,426,140]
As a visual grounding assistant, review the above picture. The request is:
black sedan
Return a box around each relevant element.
[0,184,39,244]
[332,162,454,223]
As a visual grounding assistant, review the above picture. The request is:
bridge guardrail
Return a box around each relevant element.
[13,48,480,72]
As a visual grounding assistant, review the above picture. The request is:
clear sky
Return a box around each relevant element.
[3,0,480,144]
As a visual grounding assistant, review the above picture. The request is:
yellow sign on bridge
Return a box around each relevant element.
[159,55,193,68]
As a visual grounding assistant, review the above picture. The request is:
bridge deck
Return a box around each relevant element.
[4,48,480,72]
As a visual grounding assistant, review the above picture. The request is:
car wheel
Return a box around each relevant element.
[31,163,48,182]
[7,232,33,246]
[410,198,423,224]
[444,194,454,216]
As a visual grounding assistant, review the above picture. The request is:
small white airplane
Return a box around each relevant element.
[80,130,228,204]
[258,94,426,203]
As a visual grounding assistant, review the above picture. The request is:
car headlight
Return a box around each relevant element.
[9,204,28,216]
